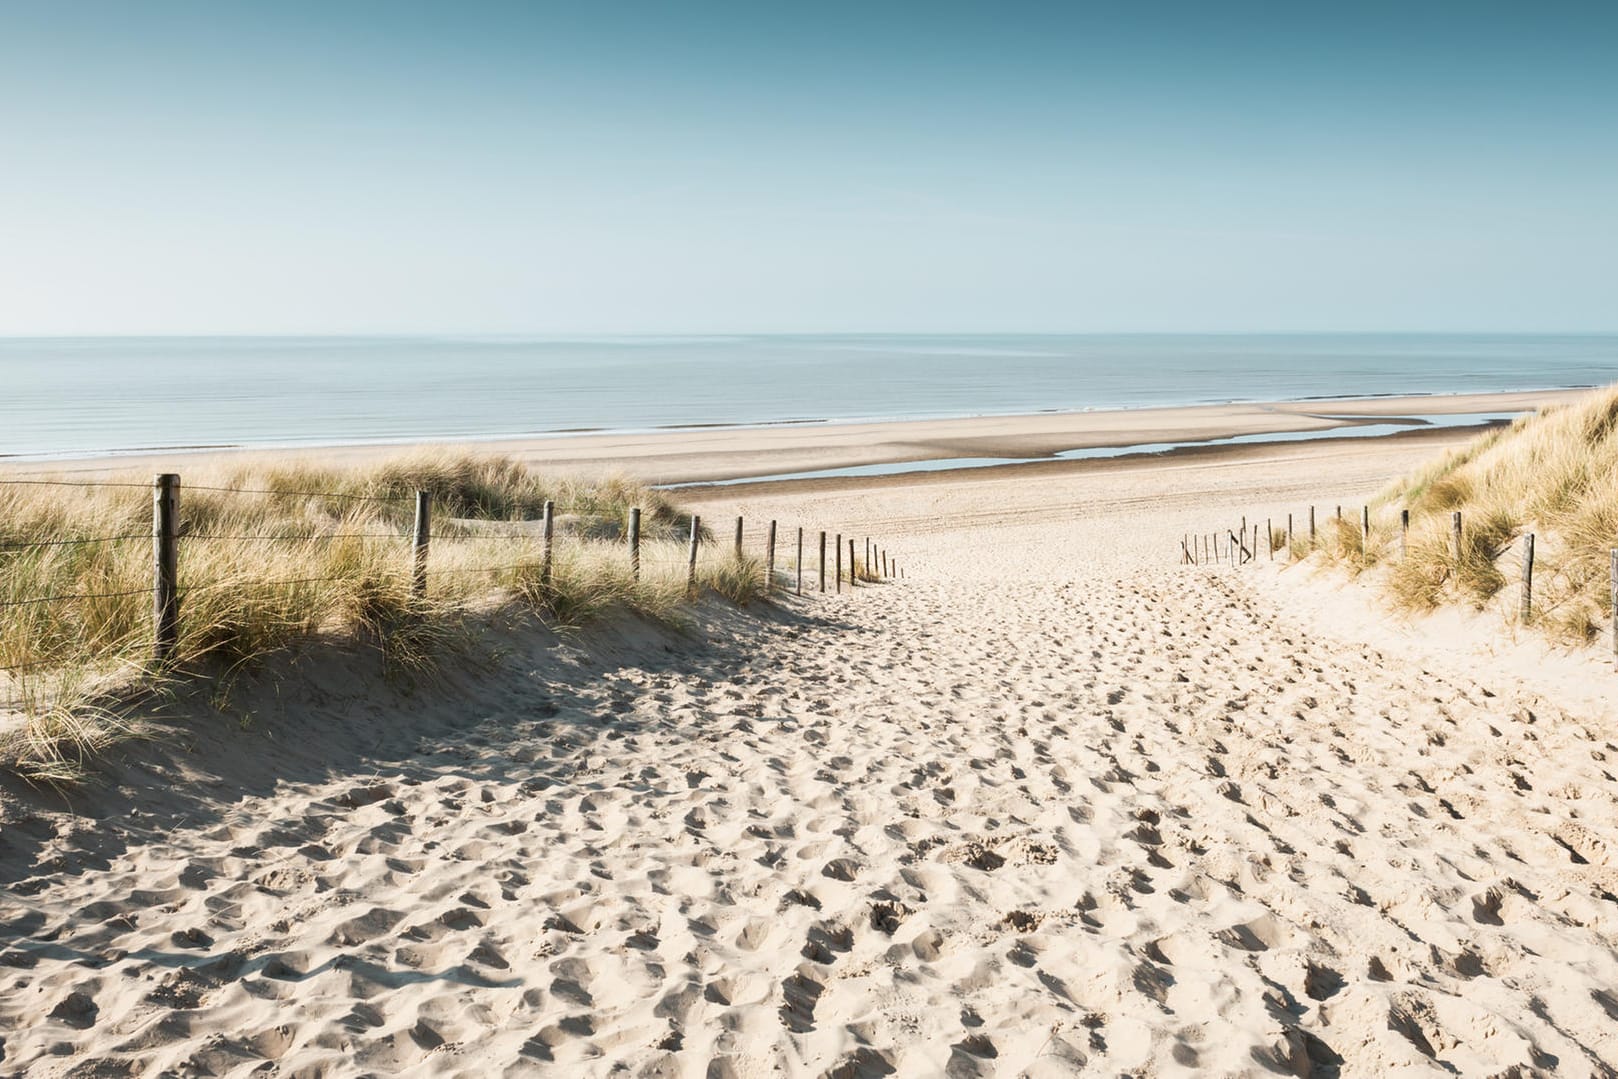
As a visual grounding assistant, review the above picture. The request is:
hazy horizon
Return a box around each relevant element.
[3,2,1615,336]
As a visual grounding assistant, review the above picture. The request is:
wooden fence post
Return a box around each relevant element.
[686,514,700,598]
[819,531,827,593]
[1287,513,1293,550]
[629,507,642,580]
[1361,505,1370,548]
[796,527,804,596]
[541,499,555,588]
[849,538,858,587]
[411,490,430,598]
[1611,549,1618,667]
[1520,532,1534,622]
[734,516,744,559]
[1400,508,1409,560]
[153,473,180,664]
[1451,511,1463,563]
[766,520,777,593]
[1266,518,1274,560]
[1309,507,1316,545]
[835,533,842,593]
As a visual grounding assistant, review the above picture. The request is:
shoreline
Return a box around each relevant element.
[0,382,1594,465]
[0,386,1586,485]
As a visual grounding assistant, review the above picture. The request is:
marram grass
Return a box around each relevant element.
[0,452,766,784]
[1308,384,1618,643]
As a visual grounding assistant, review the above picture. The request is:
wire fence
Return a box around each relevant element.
[1182,501,1618,663]
[0,473,906,679]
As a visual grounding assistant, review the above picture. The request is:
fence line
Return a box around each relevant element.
[1179,502,1618,658]
[1,475,908,676]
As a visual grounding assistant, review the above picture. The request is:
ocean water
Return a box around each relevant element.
[0,334,1613,459]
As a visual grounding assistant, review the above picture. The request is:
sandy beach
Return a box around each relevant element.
[4,394,1618,1076]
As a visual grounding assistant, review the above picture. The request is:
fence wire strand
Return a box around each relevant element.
[0,587,150,610]
[180,484,411,503]
[0,533,149,552]
[182,531,406,543]
[0,478,152,490]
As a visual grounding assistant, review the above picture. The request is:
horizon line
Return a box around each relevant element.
[4,329,1618,341]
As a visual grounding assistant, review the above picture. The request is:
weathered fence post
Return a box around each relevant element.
[687,514,700,598]
[849,538,858,587]
[411,490,430,598]
[153,473,180,664]
[1266,518,1274,560]
[796,527,804,596]
[1361,506,1370,548]
[1400,508,1409,560]
[766,520,777,592]
[1309,507,1316,545]
[1520,532,1534,622]
[1451,511,1463,563]
[541,499,555,588]
[1611,549,1618,667]
[835,533,843,593]
[734,516,744,559]
[1287,513,1293,549]
[819,530,827,593]
[628,507,642,580]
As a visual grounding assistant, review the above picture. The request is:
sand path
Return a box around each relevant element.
[6,442,1618,1076]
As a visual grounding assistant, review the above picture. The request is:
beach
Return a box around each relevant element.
[4,390,1618,1076]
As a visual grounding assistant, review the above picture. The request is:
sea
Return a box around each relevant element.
[1,334,1614,460]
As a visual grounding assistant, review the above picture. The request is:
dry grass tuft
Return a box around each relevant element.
[0,451,781,782]
[1312,385,1618,639]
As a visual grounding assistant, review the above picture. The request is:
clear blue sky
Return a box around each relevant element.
[1,2,1614,334]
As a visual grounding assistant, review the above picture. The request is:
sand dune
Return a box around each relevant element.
[4,430,1618,1076]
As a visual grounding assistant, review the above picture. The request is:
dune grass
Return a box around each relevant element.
[1306,384,1618,643]
[0,452,769,784]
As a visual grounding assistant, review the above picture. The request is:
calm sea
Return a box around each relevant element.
[1,334,1614,459]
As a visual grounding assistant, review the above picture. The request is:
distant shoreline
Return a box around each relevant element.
[0,384,1593,466]
[2,332,1612,461]
[2,387,1587,487]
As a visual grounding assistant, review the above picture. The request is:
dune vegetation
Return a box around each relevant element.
[1309,384,1618,643]
[0,453,772,783]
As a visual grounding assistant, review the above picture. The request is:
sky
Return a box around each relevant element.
[0,1,1614,335]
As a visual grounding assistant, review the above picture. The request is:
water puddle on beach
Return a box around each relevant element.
[662,412,1520,488]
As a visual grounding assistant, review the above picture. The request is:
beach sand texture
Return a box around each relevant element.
[4,428,1618,1076]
